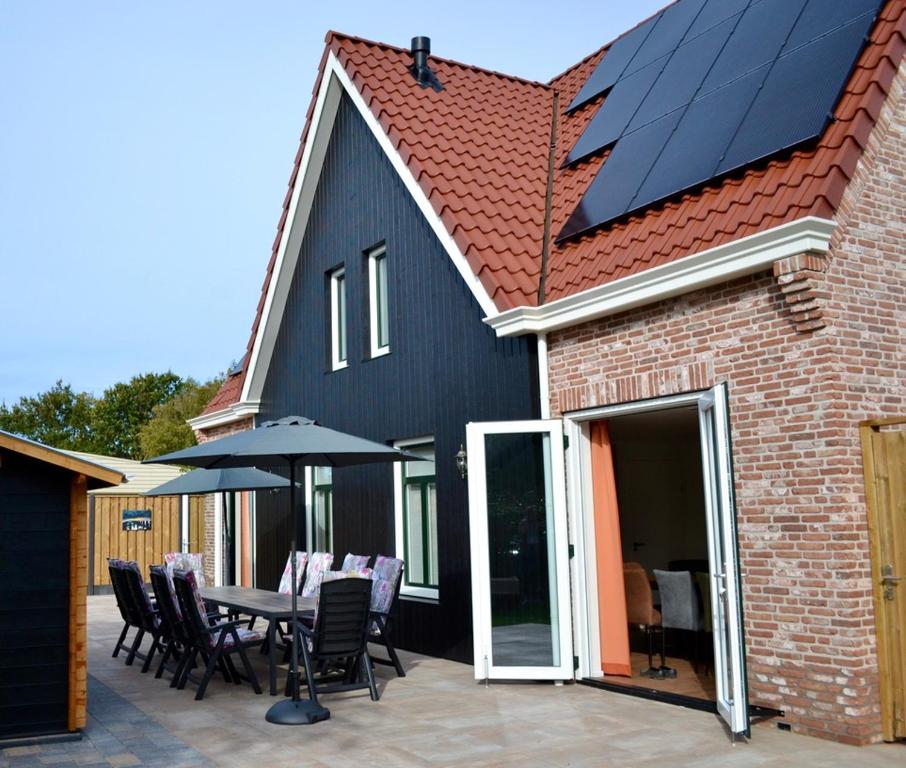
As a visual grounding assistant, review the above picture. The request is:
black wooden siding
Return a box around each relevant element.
[256,94,540,663]
[0,450,71,739]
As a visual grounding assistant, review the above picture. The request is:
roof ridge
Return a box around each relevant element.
[325,30,551,89]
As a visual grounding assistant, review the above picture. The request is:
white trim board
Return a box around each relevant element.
[487,216,836,337]
[187,400,260,431]
[241,51,498,404]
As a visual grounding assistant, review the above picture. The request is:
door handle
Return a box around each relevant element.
[882,564,902,601]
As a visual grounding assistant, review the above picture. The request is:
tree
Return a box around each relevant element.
[0,380,96,450]
[138,377,224,460]
[91,372,183,459]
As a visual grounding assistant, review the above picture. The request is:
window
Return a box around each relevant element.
[368,245,390,356]
[329,268,347,369]
[394,439,438,600]
[308,466,333,552]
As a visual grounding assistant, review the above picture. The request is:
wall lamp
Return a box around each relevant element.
[455,444,468,479]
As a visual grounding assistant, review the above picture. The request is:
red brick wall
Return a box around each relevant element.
[546,62,906,744]
[193,417,254,585]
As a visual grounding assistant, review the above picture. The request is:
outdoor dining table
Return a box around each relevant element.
[201,586,316,696]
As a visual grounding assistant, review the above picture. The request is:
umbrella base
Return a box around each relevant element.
[265,698,330,725]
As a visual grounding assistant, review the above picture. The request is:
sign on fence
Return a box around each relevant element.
[122,509,152,531]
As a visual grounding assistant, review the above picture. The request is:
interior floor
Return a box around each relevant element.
[600,652,717,701]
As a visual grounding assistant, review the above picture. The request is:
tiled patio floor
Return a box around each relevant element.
[10,595,903,768]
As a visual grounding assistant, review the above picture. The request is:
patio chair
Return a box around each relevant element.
[120,560,163,674]
[288,575,379,704]
[300,551,335,598]
[368,555,406,677]
[253,550,309,650]
[164,551,206,586]
[172,569,263,701]
[149,564,192,684]
[342,553,371,571]
[107,558,142,660]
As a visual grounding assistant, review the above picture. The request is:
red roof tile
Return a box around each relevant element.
[202,2,905,417]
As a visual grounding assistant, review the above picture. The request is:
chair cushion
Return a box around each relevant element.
[371,556,403,614]
[211,626,264,650]
[165,552,206,588]
[301,552,334,598]
[341,553,370,571]
[278,551,309,596]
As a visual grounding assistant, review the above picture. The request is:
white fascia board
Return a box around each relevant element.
[187,400,260,431]
[241,51,498,403]
[488,216,836,337]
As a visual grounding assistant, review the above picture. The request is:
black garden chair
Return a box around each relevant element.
[148,564,193,684]
[120,560,163,674]
[172,569,263,701]
[108,559,154,668]
[287,576,379,704]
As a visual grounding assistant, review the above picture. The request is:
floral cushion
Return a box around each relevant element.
[164,552,206,588]
[175,568,209,632]
[301,551,334,598]
[210,625,264,650]
[150,564,181,620]
[278,551,309,596]
[371,556,403,615]
[341,553,370,571]
[313,570,373,624]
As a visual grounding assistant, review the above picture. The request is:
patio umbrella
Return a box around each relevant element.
[144,468,294,587]
[145,416,418,725]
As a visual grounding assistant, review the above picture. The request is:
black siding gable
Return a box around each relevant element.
[256,94,540,663]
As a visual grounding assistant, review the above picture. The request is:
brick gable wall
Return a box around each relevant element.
[546,61,906,744]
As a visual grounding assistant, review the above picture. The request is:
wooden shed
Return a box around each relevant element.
[0,430,123,742]
[62,451,205,592]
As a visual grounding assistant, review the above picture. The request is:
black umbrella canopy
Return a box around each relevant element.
[143,467,294,496]
[144,416,420,468]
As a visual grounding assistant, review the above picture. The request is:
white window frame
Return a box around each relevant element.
[305,466,333,554]
[368,245,390,358]
[329,267,347,370]
[393,436,439,602]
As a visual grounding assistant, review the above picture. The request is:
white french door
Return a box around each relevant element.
[466,420,574,681]
[698,384,749,736]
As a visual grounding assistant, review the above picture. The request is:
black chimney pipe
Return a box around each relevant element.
[410,36,442,91]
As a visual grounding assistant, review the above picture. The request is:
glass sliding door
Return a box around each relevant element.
[698,384,749,736]
[467,420,573,680]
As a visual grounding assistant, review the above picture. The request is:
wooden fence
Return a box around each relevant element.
[89,494,205,591]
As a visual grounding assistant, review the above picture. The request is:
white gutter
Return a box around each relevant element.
[187,400,261,431]
[487,217,836,337]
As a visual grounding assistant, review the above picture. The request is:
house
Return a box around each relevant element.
[192,0,906,745]
[0,430,123,742]
[62,451,207,592]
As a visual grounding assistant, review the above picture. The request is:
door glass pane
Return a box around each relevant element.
[376,254,389,348]
[406,485,425,584]
[484,432,559,667]
[426,482,438,586]
[313,488,331,552]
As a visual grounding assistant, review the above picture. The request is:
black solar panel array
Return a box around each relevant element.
[558,0,883,241]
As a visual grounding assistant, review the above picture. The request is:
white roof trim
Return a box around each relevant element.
[487,216,837,337]
[241,51,498,403]
[187,399,260,431]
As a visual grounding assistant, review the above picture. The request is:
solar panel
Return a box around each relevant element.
[700,0,803,93]
[683,0,751,40]
[565,55,668,164]
[558,0,880,240]
[620,0,706,78]
[626,15,735,135]
[630,65,768,214]
[718,11,877,174]
[567,17,656,112]
[559,110,684,240]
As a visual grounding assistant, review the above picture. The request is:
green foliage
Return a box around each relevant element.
[138,377,224,460]
[0,371,224,460]
[91,372,184,459]
[0,380,97,451]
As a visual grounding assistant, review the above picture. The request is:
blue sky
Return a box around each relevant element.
[0,1,663,405]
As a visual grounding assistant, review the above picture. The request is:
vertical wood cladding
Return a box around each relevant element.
[0,450,71,739]
[256,95,540,663]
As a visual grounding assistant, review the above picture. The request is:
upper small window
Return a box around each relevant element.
[330,267,347,370]
[368,246,390,357]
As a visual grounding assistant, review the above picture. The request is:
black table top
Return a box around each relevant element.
[201,586,315,618]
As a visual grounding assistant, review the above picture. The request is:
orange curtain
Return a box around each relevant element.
[590,421,631,677]
[240,491,252,586]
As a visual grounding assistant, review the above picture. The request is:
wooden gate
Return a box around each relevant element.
[861,417,906,741]
[90,494,205,591]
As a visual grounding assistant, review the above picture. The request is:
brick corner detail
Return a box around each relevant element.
[773,251,828,332]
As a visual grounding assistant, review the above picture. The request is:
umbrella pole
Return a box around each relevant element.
[265,458,330,725]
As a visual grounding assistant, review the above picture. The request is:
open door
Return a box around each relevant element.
[698,384,749,737]
[466,420,573,681]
